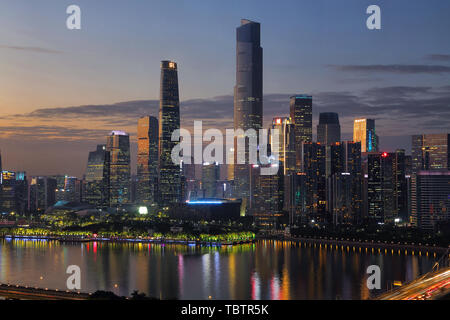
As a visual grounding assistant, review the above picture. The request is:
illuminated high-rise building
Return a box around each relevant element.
[84,144,110,207]
[290,95,312,170]
[202,162,220,198]
[28,176,56,214]
[233,19,263,214]
[137,116,159,204]
[159,60,181,206]
[367,152,396,223]
[317,112,340,145]
[327,141,362,225]
[106,131,131,206]
[270,117,296,175]
[411,133,449,174]
[411,170,450,230]
[0,170,27,215]
[299,142,326,223]
[393,149,408,221]
[353,118,378,153]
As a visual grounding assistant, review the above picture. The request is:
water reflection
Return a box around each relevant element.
[0,239,438,300]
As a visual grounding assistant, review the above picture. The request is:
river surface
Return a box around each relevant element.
[0,238,439,300]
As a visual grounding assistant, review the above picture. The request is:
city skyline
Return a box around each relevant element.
[0,1,450,178]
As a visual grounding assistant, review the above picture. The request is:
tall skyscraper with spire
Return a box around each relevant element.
[233,19,263,214]
[158,60,181,206]
[137,116,159,204]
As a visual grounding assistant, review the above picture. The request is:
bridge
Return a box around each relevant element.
[0,284,91,300]
[376,249,450,300]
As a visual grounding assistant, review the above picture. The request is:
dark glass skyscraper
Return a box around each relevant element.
[137,116,159,204]
[317,112,340,145]
[159,60,181,207]
[106,131,131,206]
[233,19,263,214]
[290,95,312,171]
[84,144,110,207]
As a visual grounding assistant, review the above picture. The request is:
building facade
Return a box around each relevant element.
[137,116,159,204]
[159,60,181,207]
[106,131,131,206]
[233,19,263,214]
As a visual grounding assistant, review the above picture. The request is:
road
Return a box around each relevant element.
[376,267,450,300]
[0,283,91,300]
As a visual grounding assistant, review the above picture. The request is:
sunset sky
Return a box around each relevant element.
[0,0,449,177]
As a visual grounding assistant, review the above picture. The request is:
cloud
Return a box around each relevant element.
[0,45,62,54]
[329,64,450,74]
[425,54,450,62]
[2,86,449,141]
[0,125,109,141]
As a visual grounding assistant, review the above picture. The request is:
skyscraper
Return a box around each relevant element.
[317,112,340,145]
[106,131,131,206]
[367,152,395,223]
[137,116,159,204]
[233,19,263,214]
[290,95,312,170]
[411,133,449,174]
[270,117,296,175]
[394,149,408,221]
[353,118,378,153]
[84,144,110,207]
[28,176,56,214]
[300,142,326,223]
[327,141,362,225]
[411,170,450,230]
[159,60,181,206]
[202,162,220,198]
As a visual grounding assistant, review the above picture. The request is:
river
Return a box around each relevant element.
[0,238,438,300]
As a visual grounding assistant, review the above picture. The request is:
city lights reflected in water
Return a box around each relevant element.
[0,239,438,300]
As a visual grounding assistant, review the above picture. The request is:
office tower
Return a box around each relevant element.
[270,117,296,175]
[106,131,131,206]
[353,118,378,153]
[28,176,56,214]
[84,144,110,207]
[54,175,79,202]
[253,162,284,229]
[159,60,181,207]
[327,141,362,225]
[393,149,408,221]
[0,171,28,215]
[181,157,200,201]
[317,112,341,145]
[367,152,396,223]
[411,133,449,174]
[299,142,326,223]
[202,162,220,198]
[53,175,66,201]
[290,95,313,170]
[233,19,263,214]
[411,170,450,230]
[137,116,159,204]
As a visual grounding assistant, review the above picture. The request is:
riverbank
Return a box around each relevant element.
[260,235,449,254]
[0,234,255,246]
